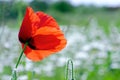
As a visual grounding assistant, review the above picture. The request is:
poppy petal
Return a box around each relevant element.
[22,27,67,61]
[22,44,54,61]
[19,7,40,43]
[36,11,60,30]
[32,27,67,51]
[29,34,60,50]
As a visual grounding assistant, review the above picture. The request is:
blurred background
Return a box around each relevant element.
[0,0,120,80]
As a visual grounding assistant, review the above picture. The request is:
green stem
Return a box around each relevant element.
[66,62,68,80]
[11,42,28,80]
[15,42,28,68]
[66,59,74,80]
[71,60,74,80]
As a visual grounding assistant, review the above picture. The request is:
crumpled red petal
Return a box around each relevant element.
[19,7,40,43]
[36,11,60,30]
[23,27,67,61]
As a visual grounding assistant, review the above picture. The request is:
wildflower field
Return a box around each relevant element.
[0,1,120,80]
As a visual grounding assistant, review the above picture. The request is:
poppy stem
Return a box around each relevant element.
[66,59,74,80]
[15,42,28,68]
[11,42,28,80]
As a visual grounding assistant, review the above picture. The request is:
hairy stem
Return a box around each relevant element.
[66,59,74,80]
[11,42,28,80]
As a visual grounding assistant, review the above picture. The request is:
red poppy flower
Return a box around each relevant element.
[18,7,67,61]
